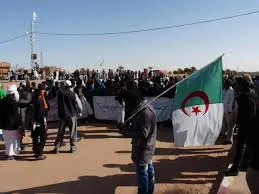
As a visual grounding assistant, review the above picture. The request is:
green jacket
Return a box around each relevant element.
[0,88,6,100]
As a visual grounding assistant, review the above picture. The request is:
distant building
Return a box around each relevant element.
[0,62,10,76]
[40,66,62,76]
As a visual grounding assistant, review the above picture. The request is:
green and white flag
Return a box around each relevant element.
[173,57,223,147]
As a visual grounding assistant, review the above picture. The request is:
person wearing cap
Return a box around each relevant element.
[53,80,82,154]
[118,90,157,194]
[226,75,257,176]
[221,79,235,144]
[0,85,23,160]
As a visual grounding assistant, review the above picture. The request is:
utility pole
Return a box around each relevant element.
[30,12,37,71]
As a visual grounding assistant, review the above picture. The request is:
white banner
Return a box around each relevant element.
[47,96,173,122]
[93,96,121,121]
[47,98,59,122]
[93,96,172,122]
[47,97,91,122]
[145,97,172,122]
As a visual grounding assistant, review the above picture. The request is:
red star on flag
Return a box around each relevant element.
[192,106,201,116]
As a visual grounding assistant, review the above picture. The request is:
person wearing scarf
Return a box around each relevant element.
[27,89,49,160]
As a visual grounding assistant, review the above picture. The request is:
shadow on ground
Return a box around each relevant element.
[7,154,228,194]
[116,147,228,156]
[1,123,231,194]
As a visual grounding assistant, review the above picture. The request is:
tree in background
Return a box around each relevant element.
[183,68,192,74]
[177,68,183,74]
[191,66,197,73]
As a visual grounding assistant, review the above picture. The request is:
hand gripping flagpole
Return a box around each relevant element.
[124,54,224,124]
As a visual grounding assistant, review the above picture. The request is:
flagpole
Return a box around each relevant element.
[124,55,224,123]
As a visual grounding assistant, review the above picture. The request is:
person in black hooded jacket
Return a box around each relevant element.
[226,75,257,176]
[246,98,259,194]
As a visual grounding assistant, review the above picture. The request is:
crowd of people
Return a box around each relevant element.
[0,67,174,161]
[8,68,182,97]
[0,80,83,160]
[222,74,259,193]
[0,69,259,193]
[0,69,159,194]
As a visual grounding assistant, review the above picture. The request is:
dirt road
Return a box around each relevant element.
[0,123,230,194]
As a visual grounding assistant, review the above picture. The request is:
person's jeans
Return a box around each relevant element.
[136,163,155,194]
[54,116,77,150]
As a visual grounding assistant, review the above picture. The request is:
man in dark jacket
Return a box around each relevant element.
[18,82,32,150]
[246,97,259,194]
[26,89,49,160]
[119,91,157,194]
[226,76,257,176]
[53,80,82,154]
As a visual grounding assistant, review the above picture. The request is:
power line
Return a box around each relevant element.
[0,10,259,44]
[0,34,28,45]
[37,10,259,36]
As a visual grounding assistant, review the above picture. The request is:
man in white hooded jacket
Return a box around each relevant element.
[0,85,22,160]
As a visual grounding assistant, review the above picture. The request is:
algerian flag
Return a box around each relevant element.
[172,57,223,147]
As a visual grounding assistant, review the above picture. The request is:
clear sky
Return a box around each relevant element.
[1,0,259,72]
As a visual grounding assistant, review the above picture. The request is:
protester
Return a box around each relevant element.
[119,90,157,194]
[53,80,82,154]
[0,85,23,160]
[246,93,259,194]
[18,81,32,150]
[221,79,235,144]
[27,89,49,160]
[225,75,257,176]
[51,81,61,99]
[74,79,93,120]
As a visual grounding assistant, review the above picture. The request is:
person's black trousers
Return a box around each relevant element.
[233,130,249,168]
[32,125,47,156]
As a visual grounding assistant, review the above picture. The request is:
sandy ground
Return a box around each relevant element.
[0,123,230,194]
[228,172,250,194]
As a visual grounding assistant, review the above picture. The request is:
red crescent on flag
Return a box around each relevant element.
[181,91,209,117]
